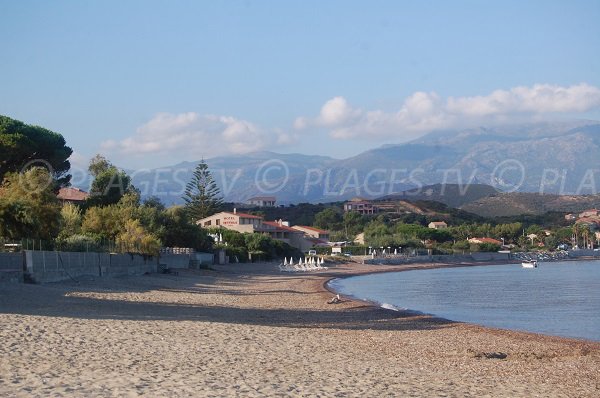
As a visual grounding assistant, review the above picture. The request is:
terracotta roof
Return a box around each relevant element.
[225,211,263,219]
[292,225,329,234]
[576,217,600,225]
[57,187,89,202]
[469,237,502,245]
[262,221,304,233]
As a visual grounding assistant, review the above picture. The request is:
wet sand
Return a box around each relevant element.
[1,261,599,397]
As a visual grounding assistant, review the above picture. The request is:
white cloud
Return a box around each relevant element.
[297,83,600,140]
[101,112,293,161]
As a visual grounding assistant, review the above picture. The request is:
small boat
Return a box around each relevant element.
[521,260,538,268]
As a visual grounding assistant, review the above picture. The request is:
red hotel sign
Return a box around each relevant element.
[223,216,238,225]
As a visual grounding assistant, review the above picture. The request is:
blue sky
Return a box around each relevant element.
[1,0,599,169]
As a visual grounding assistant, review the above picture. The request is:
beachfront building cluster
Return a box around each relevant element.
[197,210,329,251]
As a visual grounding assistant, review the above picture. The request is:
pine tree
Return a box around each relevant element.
[183,160,223,222]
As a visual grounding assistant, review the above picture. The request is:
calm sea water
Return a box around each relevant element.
[329,261,600,341]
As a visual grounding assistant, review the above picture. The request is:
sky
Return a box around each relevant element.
[1,0,600,170]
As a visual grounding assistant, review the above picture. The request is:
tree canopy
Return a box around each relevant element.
[0,167,61,239]
[87,154,133,206]
[0,115,72,186]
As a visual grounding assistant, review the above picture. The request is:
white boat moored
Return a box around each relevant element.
[521,260,538,268]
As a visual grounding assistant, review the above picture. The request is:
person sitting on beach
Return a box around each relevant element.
[327,294,341,304]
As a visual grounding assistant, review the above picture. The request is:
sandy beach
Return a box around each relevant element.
[1,261,599,397]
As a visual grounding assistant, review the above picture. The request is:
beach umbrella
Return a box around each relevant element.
[394,248,397,255]
[284,257,288,265]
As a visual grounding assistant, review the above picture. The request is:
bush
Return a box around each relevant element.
[477,243,501,252]
[55,234,102,252]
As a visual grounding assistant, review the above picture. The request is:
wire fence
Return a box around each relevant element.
[0,237,117,253]
[1,238,182,256]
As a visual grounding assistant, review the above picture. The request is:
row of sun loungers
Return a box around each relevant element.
[278,257,328,272]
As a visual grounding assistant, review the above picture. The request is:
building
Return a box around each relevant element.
[246,196,276,207]
[57,187,89,204]
[344,198,378,215]
[197,211,314,251]
[262,220,311,251]
[579,209,600,218]
[198,210,263,233]
[467,237,502,246]
[354,232,365,245]
[291,226,330,242]
[428,221,448,230]
[576,217,600,230]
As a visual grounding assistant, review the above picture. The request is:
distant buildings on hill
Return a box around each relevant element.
[246,196,276,207]
[343,198,378,215]
[568,209,600,231]
[428,221,448,230]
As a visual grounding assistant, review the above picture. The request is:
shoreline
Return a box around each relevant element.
[322,259,600,344]
[1,260,599,396]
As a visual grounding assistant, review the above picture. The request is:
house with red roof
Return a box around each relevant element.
[467,237,502,246]
[197,209,263,233]
[57,187,89,204]
[291,225,330,242]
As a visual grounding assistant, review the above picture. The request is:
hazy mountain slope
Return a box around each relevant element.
[116,120,600,205]
[378,183,498,208]
[461,192,600,217]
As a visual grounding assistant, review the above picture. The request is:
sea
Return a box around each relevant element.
[329,260,600,341]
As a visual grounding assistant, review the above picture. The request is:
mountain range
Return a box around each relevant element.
[121,120,600,206]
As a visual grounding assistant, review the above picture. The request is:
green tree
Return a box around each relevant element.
[343,211,366,238]
[81,205,124,240]
[0,167,61,239]
[59,203,82,237]
[0,115,73,186]
[87,155,133,207]
[160,206,213,251]
[116,219,161,255]
[183,160,223,222]
[87,154,111,178]
[314,208,343,231]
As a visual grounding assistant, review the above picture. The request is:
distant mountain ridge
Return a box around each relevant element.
[90,120,600,205]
